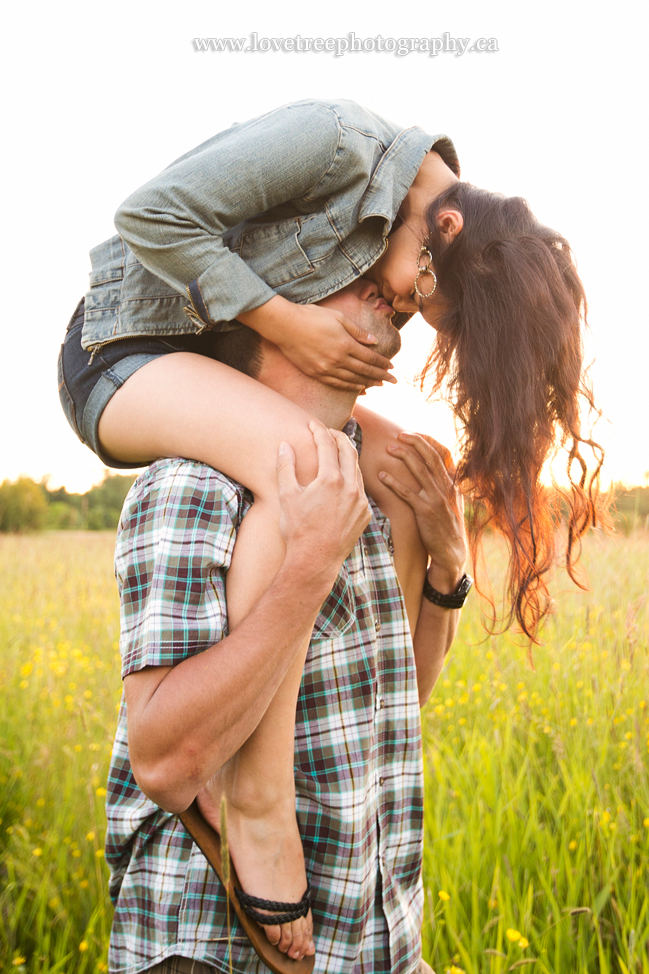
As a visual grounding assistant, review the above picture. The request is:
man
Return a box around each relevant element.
[105,278,468,974]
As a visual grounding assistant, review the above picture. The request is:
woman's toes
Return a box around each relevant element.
[264,923,281,947]
[289,920,305,959]
[277,924,293,954]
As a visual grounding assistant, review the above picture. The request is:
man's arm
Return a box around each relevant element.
[377,432,468,705]
[124,425,370,814]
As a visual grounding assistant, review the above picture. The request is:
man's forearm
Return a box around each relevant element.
[126,553,334,813]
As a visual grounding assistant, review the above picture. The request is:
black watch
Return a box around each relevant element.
[423,572,473,609]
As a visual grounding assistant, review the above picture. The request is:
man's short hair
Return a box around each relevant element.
[210,325,263,379]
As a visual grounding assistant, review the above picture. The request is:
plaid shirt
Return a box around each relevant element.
[106,424,424,974]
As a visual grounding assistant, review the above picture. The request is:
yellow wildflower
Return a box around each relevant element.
[506,928,522,941]
[569,840,577,850]
[438,890,450,901]
[32,848,43,857]
[86,831,96,841]
[79,941,89,952]
[518,937,529,948]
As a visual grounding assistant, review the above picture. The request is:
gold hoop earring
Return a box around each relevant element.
[414,246,437,298]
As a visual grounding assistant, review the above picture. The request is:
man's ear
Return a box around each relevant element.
[435,208,463,240]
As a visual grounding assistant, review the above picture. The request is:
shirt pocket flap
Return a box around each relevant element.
[312,564,357,640]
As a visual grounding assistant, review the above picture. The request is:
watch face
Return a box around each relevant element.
[458,574,474,597]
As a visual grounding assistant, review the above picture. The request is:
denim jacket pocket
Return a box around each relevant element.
[297,211,339,266]
[238,217,314,289]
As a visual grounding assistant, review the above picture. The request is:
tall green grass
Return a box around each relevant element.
[0,531,647,973]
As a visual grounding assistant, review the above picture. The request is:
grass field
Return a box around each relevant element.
[0,530,647,974]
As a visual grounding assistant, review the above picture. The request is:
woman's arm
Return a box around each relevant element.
[115,102,394,386]
[115,103,343,325]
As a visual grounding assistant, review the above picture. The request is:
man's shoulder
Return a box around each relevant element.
[118,457,249,539]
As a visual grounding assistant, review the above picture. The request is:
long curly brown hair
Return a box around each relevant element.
[421,182,605,644]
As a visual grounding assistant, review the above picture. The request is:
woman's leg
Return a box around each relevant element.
[197,499,314,959]
[99,354,317,959]
[97,352,320,492]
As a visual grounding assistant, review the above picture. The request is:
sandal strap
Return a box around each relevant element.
[235,883,311,926]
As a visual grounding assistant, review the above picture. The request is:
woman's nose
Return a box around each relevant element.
[392,293,418,314]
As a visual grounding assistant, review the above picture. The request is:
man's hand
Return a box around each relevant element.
[378,431,467,592]
[278,421,371,587]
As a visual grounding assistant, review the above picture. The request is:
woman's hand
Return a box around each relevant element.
[378,432,467,592]
[238,295,397,391]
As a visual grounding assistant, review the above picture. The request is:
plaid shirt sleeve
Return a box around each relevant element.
[114,458,249,677]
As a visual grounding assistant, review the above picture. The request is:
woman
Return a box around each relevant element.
[58,98,603,964]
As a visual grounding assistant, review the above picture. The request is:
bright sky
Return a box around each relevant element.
[3,0,647,492]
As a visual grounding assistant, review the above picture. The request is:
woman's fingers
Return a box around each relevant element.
[346,356,398,384]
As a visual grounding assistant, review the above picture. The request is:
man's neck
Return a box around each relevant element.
[258,346,358,431]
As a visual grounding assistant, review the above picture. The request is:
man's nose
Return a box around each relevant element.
[357,277,379,301]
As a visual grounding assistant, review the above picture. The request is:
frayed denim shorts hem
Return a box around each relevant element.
[57,298,224,469]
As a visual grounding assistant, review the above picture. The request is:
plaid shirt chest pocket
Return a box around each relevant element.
[310,542,366,639]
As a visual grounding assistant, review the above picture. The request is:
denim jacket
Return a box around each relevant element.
[81,99,459,351]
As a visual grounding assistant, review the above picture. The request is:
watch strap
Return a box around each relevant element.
[423,572,473,609]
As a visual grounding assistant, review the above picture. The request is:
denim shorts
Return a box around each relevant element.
[58,298,226,468]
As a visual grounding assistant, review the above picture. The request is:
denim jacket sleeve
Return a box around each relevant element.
[114,102,363,327]
[114,100,445,329]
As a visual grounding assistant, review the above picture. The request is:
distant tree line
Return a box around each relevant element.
[0,474,137,532]
[0,474,648,534]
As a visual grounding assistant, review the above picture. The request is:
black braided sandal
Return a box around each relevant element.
[236,883,312,925]
[179,800,315,974]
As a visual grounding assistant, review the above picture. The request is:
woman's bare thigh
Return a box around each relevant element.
[97,353,320,497]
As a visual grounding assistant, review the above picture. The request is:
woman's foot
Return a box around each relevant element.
[197,775,315,962]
